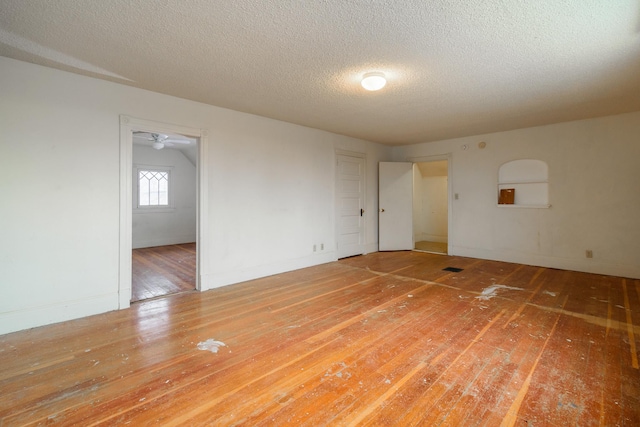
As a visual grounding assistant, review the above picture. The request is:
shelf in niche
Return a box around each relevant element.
[498,180,548,185]
[496,203,551,209]
[497,159,549,207]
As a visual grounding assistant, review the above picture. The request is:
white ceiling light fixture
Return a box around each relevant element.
[151,133,168,150]
[361,72,386,91]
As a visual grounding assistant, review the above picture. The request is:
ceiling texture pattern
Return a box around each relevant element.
[1,0,638,145]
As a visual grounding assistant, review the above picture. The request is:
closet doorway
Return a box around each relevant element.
[412,160,448,254]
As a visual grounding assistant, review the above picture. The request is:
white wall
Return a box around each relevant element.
[0,57,392,335]
[395,111,640,279]
[132,146,196,248]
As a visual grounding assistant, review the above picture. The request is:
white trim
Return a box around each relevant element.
[406,153,453,254]
[119,116,133,309]
[0,293,118,336]
[451,246,640,280]
[119,116,209,306]
[203,251,337,290]
[197,129,210,292]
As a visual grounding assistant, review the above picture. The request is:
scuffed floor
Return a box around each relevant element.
[1,251,638,425]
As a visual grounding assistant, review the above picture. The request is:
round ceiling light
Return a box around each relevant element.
[361,72,386,91]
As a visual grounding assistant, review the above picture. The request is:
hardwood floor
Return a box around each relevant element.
[132,243,196,302]
[415,240,448,254]
[1,251,638,426]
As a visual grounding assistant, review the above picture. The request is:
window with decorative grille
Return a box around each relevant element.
[138,169,170,207]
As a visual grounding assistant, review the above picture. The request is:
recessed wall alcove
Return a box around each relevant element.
[497,159,549,208]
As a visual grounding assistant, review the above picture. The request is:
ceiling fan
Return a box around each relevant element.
[133,131,192,150]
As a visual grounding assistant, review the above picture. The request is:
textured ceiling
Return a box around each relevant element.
[1,0,639,145]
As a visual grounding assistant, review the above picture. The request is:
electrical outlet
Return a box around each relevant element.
[321,243,324,250]
[455,193,459,200]
[586,250,593,258]
[313,244,317,252]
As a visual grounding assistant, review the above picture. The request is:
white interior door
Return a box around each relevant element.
[379,162,413,251]
[336,154,365,258]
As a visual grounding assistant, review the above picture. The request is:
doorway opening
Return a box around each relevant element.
[412,160,448,254]
[131,131,198,302]
[119,116,209,310]
[378,158,450,254]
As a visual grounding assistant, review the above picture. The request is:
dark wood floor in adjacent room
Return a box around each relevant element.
[1,251,638,426]
[132,243,196,302]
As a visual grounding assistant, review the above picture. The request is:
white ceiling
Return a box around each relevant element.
[1,0,638,145]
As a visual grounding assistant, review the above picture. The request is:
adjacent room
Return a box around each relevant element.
[1,1,639,425]
[131,131,198,302]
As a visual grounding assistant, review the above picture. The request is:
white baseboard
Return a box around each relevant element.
[363,242,379,254]
[450,246,640,279]
[0,293,119,336]
[201,251,338,291]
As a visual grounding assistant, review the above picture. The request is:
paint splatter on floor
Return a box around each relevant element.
[197,339,226,353]
[475,284,524,300]
[324,362,352,380]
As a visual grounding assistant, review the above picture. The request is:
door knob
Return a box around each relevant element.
[360,208,365,216]
[380,208,385,212]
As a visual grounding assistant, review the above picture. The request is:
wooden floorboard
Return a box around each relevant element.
[132,243,196,302]
[1,251,639,426]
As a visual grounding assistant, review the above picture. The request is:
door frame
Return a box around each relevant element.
[119,115,209,309]
[335,149,366,258]
[406,154,453,255]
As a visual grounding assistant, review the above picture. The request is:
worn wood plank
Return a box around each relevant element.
[132,243,197,302]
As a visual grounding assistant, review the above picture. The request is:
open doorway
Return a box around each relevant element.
[119,115,209,310]
[412,160,448,254]
[131,131,198,302]
[379,158,450,253]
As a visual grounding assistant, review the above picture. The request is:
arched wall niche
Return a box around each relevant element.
[497,159,549,208]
